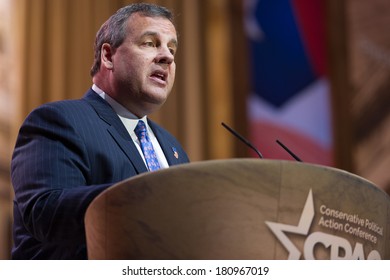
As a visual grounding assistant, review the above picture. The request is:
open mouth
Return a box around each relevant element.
[150,70,167,83]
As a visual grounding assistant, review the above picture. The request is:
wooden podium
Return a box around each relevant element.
[85,159,390,260]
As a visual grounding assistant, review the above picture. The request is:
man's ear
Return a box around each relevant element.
[101,43,114,70]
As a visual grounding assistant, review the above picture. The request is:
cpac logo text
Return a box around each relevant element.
[265,190,382,260]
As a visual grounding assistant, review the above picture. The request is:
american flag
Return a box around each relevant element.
[245,0,333,165]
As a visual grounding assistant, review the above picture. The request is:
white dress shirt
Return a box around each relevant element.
[92,84,169,169]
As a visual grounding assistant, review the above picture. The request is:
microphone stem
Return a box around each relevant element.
[276,140,302,162]
[221,122,263,159]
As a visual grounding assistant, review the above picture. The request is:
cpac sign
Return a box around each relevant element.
[266,190,383,260]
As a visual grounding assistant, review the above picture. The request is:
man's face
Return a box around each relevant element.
[108,13,177,117]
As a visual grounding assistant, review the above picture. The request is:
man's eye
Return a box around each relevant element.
[144,41,155,47]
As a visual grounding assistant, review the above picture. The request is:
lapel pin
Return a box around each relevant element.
[172,147,179,159]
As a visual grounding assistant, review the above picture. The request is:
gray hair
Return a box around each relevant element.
[90,3,174,77]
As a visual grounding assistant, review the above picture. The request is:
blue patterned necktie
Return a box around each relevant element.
[134,120,161,171]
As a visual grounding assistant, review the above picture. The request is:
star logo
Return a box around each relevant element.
[265,189,315,259]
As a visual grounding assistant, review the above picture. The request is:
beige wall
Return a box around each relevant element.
[327,0,390,191]
[346,0,390,190]
[0,0,14,260]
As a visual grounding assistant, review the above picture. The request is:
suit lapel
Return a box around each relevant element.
[83,89,148,174]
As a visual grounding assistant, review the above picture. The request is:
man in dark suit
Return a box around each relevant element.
[11,3,189,259]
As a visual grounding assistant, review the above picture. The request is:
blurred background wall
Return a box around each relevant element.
[0,0,389,259]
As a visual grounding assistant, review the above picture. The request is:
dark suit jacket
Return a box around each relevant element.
[10,89,190,259]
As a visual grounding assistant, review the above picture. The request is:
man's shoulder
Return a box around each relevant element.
[40,98,86,109]
[30,89,98,114]
[21,92,100,127]
[26,99,90,122]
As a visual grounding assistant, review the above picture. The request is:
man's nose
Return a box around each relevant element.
[155,46,175,65]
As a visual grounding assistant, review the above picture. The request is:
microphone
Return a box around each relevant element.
[276,139,303,162]
[221,122,263,158]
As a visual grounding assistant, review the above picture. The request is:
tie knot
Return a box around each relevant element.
[134,120,147,138]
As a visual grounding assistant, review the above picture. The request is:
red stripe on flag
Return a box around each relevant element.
[249,120,332,165]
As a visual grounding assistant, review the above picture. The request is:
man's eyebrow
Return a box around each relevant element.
[141,31,158,38]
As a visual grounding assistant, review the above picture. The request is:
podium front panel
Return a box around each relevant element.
[85,159,390,259]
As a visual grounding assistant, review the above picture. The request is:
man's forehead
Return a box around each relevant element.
[126,13,177,35]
